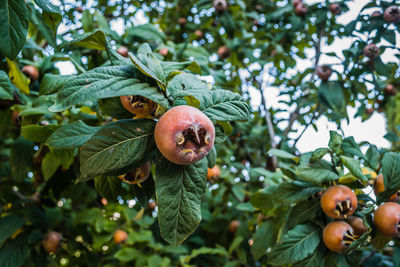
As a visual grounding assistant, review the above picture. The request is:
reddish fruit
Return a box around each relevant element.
[207,165,221,181]
[117,46,129,57]
[213,0,228,12]
[154,105,215,165]
[295,3,308,16]
[347,216,368,236]
[321,185,358,219]
[159,47,169,56]
[384,6,400,23]
[194,30,204,40]
[292,0,302,7]
[178,17,187,26]
[229,220,240,233]
[101,198,108,206]
[363,44,380,59]
[120,95,157,115]
[22,65,39,82]
[371,10,382,18]
[374,202,400,237]
[330,4,341,15]
[255,4,262,11]
[323,221,356,252]
[384,84,397,96]
[365,108,374,116]
[114,229,128,244]
[41,231,62,253]
[218,46,231,60]
[76,6,84,12]
[148,201,156,211]
[316,65,332,82]
[118,162,151,185]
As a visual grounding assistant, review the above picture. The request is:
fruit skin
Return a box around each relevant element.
[178,17,187,26]
[316,65,332,82]
[117,46,129,57]
[363,44,379,59]
[295,3,308,16]
[218,46,231,60]
[321,185,357,219]
[213,0,228,13]
[229,220,241,233]
[207,165,221,181]
[384,6,400,23]
[374,174,400,201]
[374,202,400,237]
[159,47,169,56]
[194,30,203,40]
[384,84,397,96]
[330,4,341,15]
[323,221,355,252]
[118,162,151,185]
[114,229,128,244]
[292,0,302,7]
[120,95,157,115]
[371,10,382,18]
[41,231,62,253]
[347,216,368,236]
[154,105,215,165]
[22,65,39,82]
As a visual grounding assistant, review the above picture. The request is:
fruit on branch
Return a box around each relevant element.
[120,95,157,115]
[330,4,341,15]
[154,105,215,165]
[117,46,129,57]
[374,174,400,201]
[316,65,332,81]
[365,108,374,116]
[159,47,169,56]
[384,84,397,96]
[321,185,357,219]
[118,162,151,185]
[148,201,156,211]
[213,0,228,13]
[114,229,128,244]
[292,0,302,7]
[229,220,241,233]
[21,65,39,82]
[347,216,368,236]
[363,44,380,59]
[41,231,62,253]
[218,46,231,60]
[384,6,400,23]
[207,165,221,181]
[323,221,356,252]
[178,17,187,26]
[76,6,84,12]
[295,3,308,16]
[371,10,382,18]
[194,30,204,40]
[374,202,400,237]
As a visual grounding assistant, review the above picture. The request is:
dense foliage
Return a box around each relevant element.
[0,0,399,266]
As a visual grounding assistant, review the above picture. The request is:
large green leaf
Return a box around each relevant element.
[33,0,61,13]
[10,137,34,182]
[318,82,346,118]
[0,215,25,243]
[381,152,400,198]
[39,74,73,95]
[167,73,209,107]
[42,149,74,180]
[251,220,275,260]
[63,30,107,50]
[339,156,368,183]
[21,124,59,143]
[0,235,30,267]
[127,24,166,43]
[155,156,207,246]
[0,0,28,59]
[0,70,14,100]
[49,65,169,112]
[287,198,321,229]
[80,119,156,180]
[94,176,122,200]
[268,224,321,265]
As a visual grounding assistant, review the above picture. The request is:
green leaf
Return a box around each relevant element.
[161,61,197,77]
[0,0,28,59]
[21,124,59,143]
[381,152,400,198]
[64,30,107,50]
[80,119,156,180]
[341,137,364,159]
[206,146,217,168]
[318,82,345,118]
[46,121,100,149]
[328,131,342,152]
[0,235,30,267]
[94,176,122,200]
[0,215,25,243]
[268,149,297,159]
[49,65,169,112]
[39,73,73,95]
[287,198,321,229]
[382,30,396,45]
[183,246,227,263]
[310,148,329,162]
[114,247,138,262]
[251,220,275,260]
[33,0,61,13]
[155,156,207,246]
[37,11,62,47]
[167,73,209,107]
[339,156,368,183]
[42,149,74,180]
[127,24,166,44]
[10,137,34,182]
[365,145,380,170]
[98,97,133,119]
[0,70,14,100]
[268,224,321,265]
[293,245,326,267]
[297,167,339,184]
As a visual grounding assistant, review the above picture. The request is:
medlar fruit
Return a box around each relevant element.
[22,65,39,82]
[384,6,400,23]
[229,220,241,233]
[117,46,129,57]
[154,105,215,165]
[194,30,204,40]
[371,10,382,18]
[114,229,128,244]
[120,95,157,115]
[292,0,302,7]
[213,0,228,13]
[178,17,187,26]
[384,84,397,96]
[316,65,332,82]
[118,161,151,185]
[363,44,380,59]
[218,46,231,60]
[374,202,400,238]
[330,4,341,15]
[323,221,356,252]
[159,47,169,56]
[41,231,62,253]
[374,174,400,201]
[207,165,221,182]
[321,185,357,219]
[347,216,368,236]
[295,3,308,16]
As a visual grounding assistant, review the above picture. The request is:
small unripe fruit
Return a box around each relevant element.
[159,47,169,56]
[347,216,368,236]
[229,220,240,233]
[178,17,187,26]
[321,185,358,219]
[374,202,400,238]
[384,6,400,23]
[213,0,228,13]
[371,10,382,18]
[292,0,302,7]
[295,3,308,16]
[120,95,157,115]
[154,105,215,165]
[363,44,380,59]
[21,65,39,82]
[330,4,341,15]
[207,165,221,181]
[118,162,151,185]
[114,229,128,244]
[384,84,397,96]
[323,221,356,252]
[218,46,231,60]
[117,46,129,57]
[41,231,62,253]
[316,65,332,82]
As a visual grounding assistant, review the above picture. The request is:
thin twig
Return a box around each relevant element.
[293,110,321,147]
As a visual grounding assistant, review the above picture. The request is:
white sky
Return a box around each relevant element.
[52,0,397,153]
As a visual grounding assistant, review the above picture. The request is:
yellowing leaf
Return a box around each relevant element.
[6,58,29,94]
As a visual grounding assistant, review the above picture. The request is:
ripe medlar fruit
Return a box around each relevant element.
[384,6,400,23]
[229,220,241,233]
[295,3,308,16]
[41,231,62,253]
[321,185,357,219]
[120,95,157,115]
[178,17,187,26]
[292,0,302,7]
[218,46,231,60]
[374,202,400,238]
[118,162,151,185]
[194,30,204,40]
[363,44,380,59]
[316,65,332,82]
[159,47,169,56]
[347,216,368,236]
[371,10,382,18]
[374,174,400,201]
[114,229,128,244]
[207,165,221,182]
[330,4,341,15]
[213,0,228,13]
[384,84,397,96]
[117,46,129,57]
[323,221,356,252]
[22,65,39,82]
[154,105,215,165]
[76,6,84,13]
